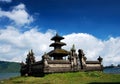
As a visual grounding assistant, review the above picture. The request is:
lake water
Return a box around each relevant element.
[0,68,120,80]
[103,67,120,74]
[0,73,20,80]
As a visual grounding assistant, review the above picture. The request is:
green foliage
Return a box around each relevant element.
[0,61,20,73]
[1,71,120,84]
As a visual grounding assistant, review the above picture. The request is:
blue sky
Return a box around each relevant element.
[0,0,120,66]
[0,0,120,39]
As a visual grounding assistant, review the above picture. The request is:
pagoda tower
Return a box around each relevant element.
[48,33,68,60]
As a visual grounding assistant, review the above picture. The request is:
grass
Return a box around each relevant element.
[1,71,120,84]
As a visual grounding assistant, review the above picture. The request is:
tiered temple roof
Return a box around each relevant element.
[48,33,68,60]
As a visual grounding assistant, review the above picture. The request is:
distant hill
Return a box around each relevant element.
[0,61,20,73]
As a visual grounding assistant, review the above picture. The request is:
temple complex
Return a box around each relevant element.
[20,34,103,76]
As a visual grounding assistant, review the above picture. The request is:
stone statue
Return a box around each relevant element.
[78,49,85,69]
[97,56,103,63]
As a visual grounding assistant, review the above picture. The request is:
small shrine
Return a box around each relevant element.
[20,34,103,76]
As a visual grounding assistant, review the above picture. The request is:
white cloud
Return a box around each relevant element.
[0,27,55,62]
[63,33,120,66]
[0,3,33,26]
[0,28,120,66]
[0,0,12,3]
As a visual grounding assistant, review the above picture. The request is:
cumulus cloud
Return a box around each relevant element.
[0,0,12,3]
[0,3,33,26]
[0,28,120,66]
[63,33,120,66]
[63,33,104,59]
[0,27,55,62]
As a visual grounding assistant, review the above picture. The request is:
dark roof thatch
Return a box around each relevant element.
[48,49,69,56]
[48,60,70,64]
[86,61,100,64]
[51,34,64,40]
[50,42,66,47]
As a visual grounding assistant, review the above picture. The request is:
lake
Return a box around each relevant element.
[0,68,120,80]
[0,73,20,80]
[103,67,120,74]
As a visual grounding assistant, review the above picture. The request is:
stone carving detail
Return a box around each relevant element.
[78,49,86,69]
[26,49,35,65]
[97,56,103,62]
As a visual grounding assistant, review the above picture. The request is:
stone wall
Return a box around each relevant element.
[85,63,103,71]
[44,62,72,73]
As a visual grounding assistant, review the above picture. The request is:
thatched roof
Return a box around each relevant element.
[48,49,69,56]
[48,60,70,64]
[51,33,64,40]
[50,42,66,47]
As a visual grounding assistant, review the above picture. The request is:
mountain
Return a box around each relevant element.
[0,61,20,73]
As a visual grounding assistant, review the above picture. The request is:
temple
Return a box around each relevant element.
[20,34,103,76]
